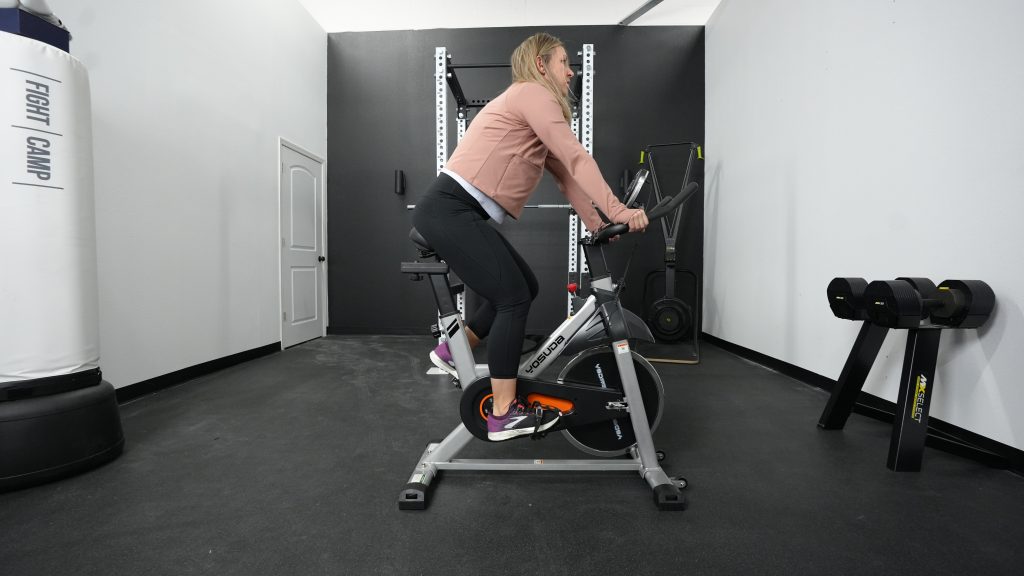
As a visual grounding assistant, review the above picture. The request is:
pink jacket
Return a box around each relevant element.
[446,81,632,232]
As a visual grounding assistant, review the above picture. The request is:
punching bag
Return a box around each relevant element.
[0,30,123,491]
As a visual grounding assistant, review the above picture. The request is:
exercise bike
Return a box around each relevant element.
[399,172,697,511]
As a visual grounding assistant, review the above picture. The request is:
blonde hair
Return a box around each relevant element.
[510,32,573,122]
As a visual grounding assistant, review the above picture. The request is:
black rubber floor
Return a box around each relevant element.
[1,336,1022,575]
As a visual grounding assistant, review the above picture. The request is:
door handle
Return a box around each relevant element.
[318,256,326,262]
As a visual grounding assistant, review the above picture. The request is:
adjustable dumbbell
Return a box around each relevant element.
[864,278,995,329]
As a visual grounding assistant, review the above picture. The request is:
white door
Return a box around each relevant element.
[280,142,325,348]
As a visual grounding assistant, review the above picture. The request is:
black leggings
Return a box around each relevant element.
[412,173,538,379]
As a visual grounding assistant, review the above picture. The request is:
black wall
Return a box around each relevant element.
[327,26,704,335]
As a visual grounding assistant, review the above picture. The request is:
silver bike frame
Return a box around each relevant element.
[400,287,682,509]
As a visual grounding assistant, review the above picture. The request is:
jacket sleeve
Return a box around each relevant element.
[509,82,633,232]
[544,155,607,232]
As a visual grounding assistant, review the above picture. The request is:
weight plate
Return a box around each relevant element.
[934,279,996,328]
[896,277,939,301]
[826,277,868,320]
[864,279,923,328]
[648,298,693,341]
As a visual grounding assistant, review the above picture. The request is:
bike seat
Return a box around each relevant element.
[409,227,434,254]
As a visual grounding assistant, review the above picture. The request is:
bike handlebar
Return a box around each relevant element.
[590,181,700,245]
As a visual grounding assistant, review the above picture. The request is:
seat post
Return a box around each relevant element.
[429,273,459,318]
[401,255,458,317]
[403,227,478,382]
[418,267,477,384]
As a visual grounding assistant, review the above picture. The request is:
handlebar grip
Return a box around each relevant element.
[647,181,699,221]
[646,196,675,217]
[590,181,700,245]
[592,223,628,244]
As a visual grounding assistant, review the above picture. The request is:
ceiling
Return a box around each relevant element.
[295,0,722,32]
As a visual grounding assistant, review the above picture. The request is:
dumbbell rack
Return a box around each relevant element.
[820,277,996,472]
[818,321,941,471]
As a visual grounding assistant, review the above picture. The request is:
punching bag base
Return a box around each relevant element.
[0,381,124,492]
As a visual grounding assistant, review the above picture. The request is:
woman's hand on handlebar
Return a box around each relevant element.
[590,208,648,244]
[620,208,649,233]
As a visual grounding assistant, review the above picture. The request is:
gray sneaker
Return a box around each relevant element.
[487,399,560,441]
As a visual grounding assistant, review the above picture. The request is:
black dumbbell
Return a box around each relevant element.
[864,277,994,329]
[827,277,869,320]
[862,278,931,328]
[930,280,995,328]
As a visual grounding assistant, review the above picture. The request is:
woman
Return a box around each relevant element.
[412,32,648,441]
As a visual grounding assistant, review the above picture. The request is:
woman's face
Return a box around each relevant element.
[539,46,573,96]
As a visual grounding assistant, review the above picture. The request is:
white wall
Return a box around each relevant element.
[46,0,327,387]
[705,0,1024,449]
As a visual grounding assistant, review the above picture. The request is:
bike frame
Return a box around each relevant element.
[399,242,683,510]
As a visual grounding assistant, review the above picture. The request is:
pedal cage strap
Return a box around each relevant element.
[530,403,547,440]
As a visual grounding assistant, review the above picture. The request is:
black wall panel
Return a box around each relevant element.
[327,26,704,335]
